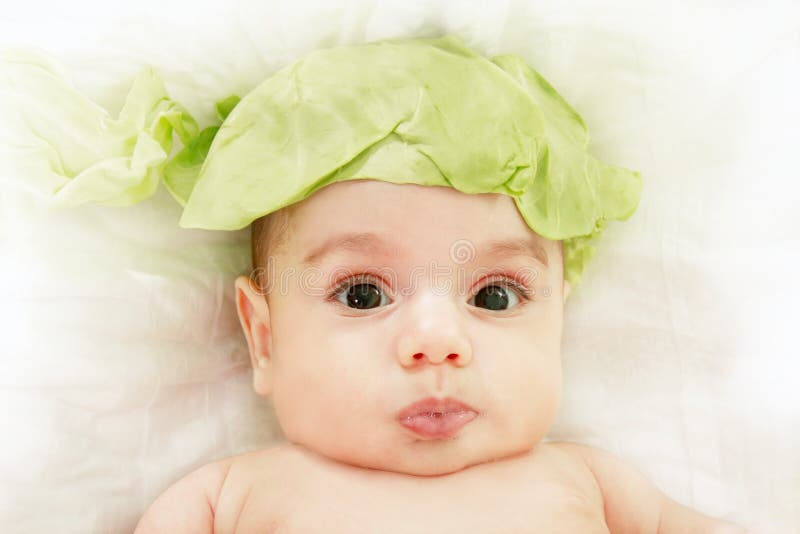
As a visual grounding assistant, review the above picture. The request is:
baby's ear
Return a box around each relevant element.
[234,274,274,396]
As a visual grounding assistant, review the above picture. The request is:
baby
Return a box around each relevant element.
[134,178,748,533]
[118,35,751,533]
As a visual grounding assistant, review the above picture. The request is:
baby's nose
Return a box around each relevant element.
[395,291,473,368]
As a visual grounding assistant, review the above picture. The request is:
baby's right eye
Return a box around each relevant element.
[327,275,392,310]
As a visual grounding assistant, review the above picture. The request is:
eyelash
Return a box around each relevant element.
[324,272,535,305]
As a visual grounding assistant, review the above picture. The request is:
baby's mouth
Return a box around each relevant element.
[396,397,479,439]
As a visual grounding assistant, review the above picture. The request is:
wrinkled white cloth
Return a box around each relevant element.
[0,1,797,532]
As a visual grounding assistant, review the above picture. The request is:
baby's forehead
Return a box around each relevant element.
[288,179,525,233]
[279,189,550,267]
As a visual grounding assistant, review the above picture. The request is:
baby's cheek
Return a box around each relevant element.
[508,357,562,421]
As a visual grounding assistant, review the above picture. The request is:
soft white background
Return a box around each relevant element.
[1,1,798,532]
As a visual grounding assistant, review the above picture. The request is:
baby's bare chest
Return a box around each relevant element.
[216,445,610,534]
[232,483,608,534]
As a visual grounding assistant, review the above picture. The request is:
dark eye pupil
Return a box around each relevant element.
[474,285,509,311]
[346,283,382,309]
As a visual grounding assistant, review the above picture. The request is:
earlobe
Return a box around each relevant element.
[253,350,272,396]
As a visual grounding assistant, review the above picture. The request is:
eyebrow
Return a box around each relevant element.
[301,231,549,268]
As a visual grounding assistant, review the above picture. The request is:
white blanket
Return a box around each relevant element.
[1,1,797,532]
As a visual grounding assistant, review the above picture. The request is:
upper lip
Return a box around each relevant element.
[396,396,478,420]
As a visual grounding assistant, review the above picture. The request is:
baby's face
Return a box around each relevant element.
[235,179,570,476]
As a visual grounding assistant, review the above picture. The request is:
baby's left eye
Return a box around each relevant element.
[468,279,531,311]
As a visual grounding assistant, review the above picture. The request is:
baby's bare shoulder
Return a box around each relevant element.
[530,442,600,482]
[213,444,296,533]
[543,441,749,533]
[134,454,238,534]
[527,441,606,504]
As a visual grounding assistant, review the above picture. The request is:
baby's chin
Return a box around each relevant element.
[301,439,538,477]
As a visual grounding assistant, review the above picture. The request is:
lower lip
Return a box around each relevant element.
[398,411,478,439]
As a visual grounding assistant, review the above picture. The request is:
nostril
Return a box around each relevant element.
[411,353,459,361]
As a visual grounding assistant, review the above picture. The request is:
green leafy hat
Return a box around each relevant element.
[0,34,642,288]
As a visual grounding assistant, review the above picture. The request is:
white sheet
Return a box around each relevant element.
[1,1,798,532]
